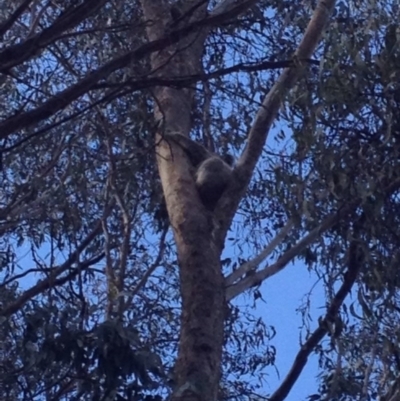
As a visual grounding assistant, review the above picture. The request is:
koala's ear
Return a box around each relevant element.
[164,133,212,166]
[163,133,233,210]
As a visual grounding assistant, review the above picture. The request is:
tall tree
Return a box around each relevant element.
[1,1,399,401]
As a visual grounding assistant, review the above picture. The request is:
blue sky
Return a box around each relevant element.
[259,261,324,400]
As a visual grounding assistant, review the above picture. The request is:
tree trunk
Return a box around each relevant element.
[140,2,226,400]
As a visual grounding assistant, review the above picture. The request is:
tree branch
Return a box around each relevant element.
[0,0,110,72]
[0,0,263,140]
[0,219,104,318]
[268,240,363,401]
[0,0,34,38]
[217,0,337,244]
[226,205,352,300]
[225,219,294,286]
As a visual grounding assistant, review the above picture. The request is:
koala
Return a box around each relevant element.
[165,133,234,210]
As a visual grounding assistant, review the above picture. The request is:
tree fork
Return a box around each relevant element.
[140,0,226,400]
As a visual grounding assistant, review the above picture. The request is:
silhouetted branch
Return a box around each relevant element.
[216,0,337,247]
[0,219,104,317]
[268,240,363,401]
[0,0,109,71]
[0,0,267,140]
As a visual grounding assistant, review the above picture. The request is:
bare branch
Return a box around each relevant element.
[225,219,294,286]
[217,0,337,242]
[128,227,168,301]
[226,206,350,301]
[268,240,363,401]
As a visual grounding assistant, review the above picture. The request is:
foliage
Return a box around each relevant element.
[1,0,400,400]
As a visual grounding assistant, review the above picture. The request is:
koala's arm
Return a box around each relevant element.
[163,133,212,167]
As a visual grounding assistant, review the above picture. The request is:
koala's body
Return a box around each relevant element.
[195,155,233,210]
[165,133,234,210]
